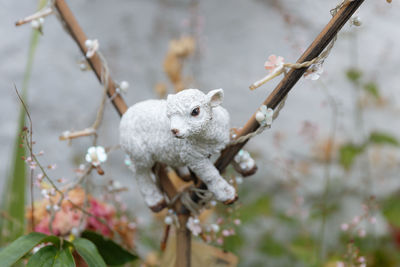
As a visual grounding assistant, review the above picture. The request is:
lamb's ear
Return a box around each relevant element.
[207,88,224,107]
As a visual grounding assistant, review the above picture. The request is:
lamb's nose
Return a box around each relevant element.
[171,129,179,135]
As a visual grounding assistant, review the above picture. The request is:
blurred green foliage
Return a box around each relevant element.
[363,82,380,99]
[339,131,399,170]
[0,0,47,245]
[346,68,363,83]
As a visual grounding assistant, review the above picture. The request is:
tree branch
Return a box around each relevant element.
[216,0,365,172]
[53,0,127,116]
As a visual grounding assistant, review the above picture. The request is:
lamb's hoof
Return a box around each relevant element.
[241,164,258,177]
[232,161,258,177]
[223,194,238,205]
[149,199,167,213]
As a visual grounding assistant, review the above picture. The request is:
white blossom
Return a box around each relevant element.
[85,146,107,166]
[186,217,202,236]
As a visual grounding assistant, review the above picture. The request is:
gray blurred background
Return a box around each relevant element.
[1,0,400,265]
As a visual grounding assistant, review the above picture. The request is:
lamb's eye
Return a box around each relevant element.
[191,107,200,117]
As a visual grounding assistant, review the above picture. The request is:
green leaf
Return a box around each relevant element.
[346,68,362,83]
[369,132,399,146]
[339,143,365,170]
[239,195,271,223]
[72,238,107,267]
[0,0,48,245]
[27,245,75,267]
[81,231,137,265]
[54,247,75,267]
[0,232,60,267]
[27,246,58,267]
[363,82,380,98]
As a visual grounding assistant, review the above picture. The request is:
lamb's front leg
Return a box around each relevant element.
[188,159,236,203]
[133,166,166,212]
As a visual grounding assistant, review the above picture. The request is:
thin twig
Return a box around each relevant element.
[16,86,115,235]
[14,85,35,231]
[15,7,53,26]
[59,128,96,141]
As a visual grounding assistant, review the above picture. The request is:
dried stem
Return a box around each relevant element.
[59,127,97,141]
[15,7,53,26]
[14,85,35,230]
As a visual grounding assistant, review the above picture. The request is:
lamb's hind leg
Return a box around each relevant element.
[132,166,166,212]
[188,159,237,203]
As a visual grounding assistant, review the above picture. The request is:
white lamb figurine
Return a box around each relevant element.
[120,88,236,212]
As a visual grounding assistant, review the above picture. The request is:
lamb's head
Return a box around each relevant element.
[166,88,224,139]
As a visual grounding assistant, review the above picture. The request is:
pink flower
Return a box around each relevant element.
[87,198,115,236]
[352,216,360,225]
[264,55,285,73]
[234,219,241,225]
[369,216,377,224]
[216,238,224,245]
[358,228,366,238]
[336,262,345,267]
[34,207,83,236]
[222,229,230,237]
[341,223,349,231]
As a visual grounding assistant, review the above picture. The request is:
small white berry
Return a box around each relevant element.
[79,63,87,71]
[239,162,248,170]
[46,204,51,211]
[236,177,243,184]
[164,216,173,225]
[31,20,40,29]
[38,17,45,25]
[41,189,48,197]
[85,39,93,48]
[210,200,217,206]
[113,181,122,189]
[255,111,265,124]
[119,81,129,91]
[246,158,255,169]
[352,16,362,26]
[53,205,60,211]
